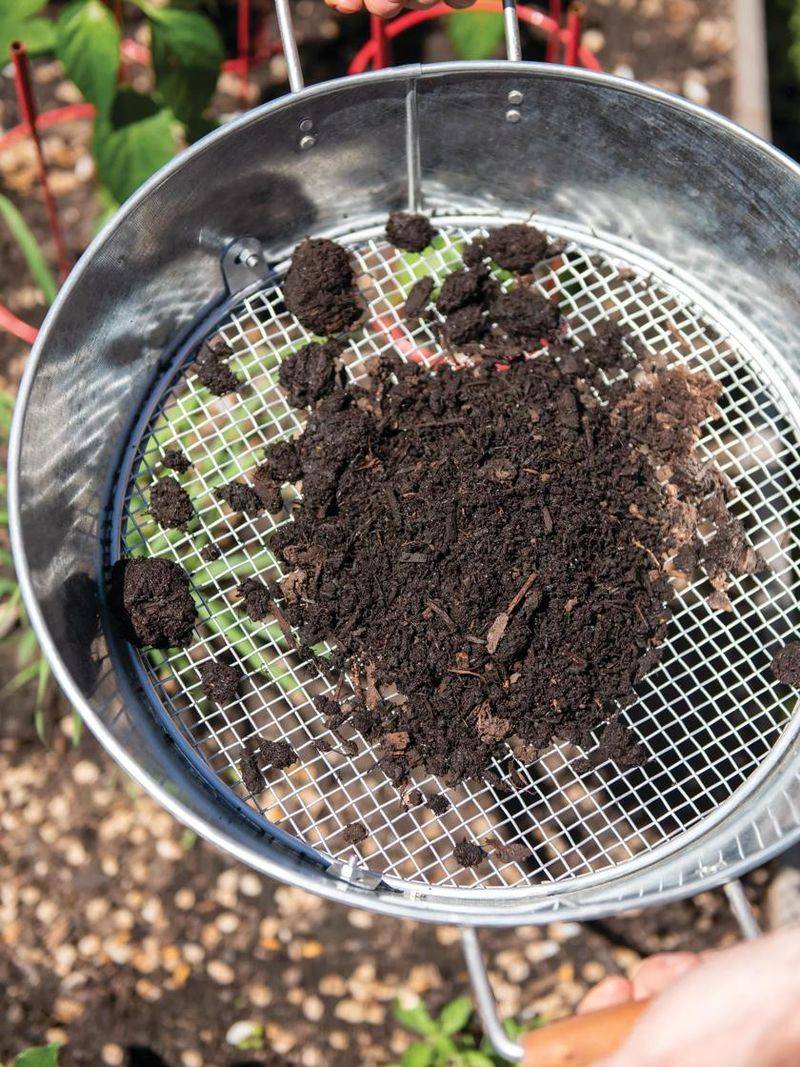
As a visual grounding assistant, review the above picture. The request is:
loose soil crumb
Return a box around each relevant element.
[149,476,194,529]
[265,310,753,785]
[402,277,435,321]
[240,745,264,794]
[251,464,284,513]
[238,577,271,621]
[453,840,486,869]
[113,557,196,649]
[261,438,303,484]
[427,794,450,816]
[386,212,438,253]
[279,339,343,409]
[576,716,646,771]
[261,739,297,769]
[198,659,242,706]
[283,238,361,336]
[490,286,561,349]
[436,267,495,315]
[193,336,242,396]
[216,480,264,515]
[487,840,532,865]
[441,304,486,346]
[162,447,191,473]
[338,821,368,846]
[770,642,800,686]
[200,542,221,562]
[485,223,549,272]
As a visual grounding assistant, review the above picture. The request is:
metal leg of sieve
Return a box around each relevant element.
[724,878,761,941]
[462,926,525,1062]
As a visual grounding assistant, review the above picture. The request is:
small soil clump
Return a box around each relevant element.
[338,821,368,846]
[490,286,560,348]
[436,267,494,315]
[441,304,486,346]
[261,439,302,484]
[485,223,549,272]
[163,448,191,473]
[216,480,264,516]
[427,794,450,816]
[240,745,264,794]
[251,464,284,513]
[770,642,800,686]
[261,738,297,769]
[402,277,435,321]
[283,238,361,336]
[453,840,486,869]
[199,659,242,706]
[113,557,196,649]
[279,339,343,409]
[238,578,271,621]
[200,542,221,562]
[194,336,242,396]
[386,212,438,253]
[149,476,194,529]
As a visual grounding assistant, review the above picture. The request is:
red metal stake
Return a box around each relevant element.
[10,41,71,281]
[370,15,391,71]
[564,1,584,67]
[237,0,252,108]
[545,0,562,63]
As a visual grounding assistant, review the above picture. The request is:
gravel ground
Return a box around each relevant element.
[0,2,749,1064]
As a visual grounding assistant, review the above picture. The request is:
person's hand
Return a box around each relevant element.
[324,0,475,19]
[578,927,800,1067]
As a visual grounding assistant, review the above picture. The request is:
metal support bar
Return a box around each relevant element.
[462,926,524,1062]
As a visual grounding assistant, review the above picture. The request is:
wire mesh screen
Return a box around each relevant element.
[118,219,800,893]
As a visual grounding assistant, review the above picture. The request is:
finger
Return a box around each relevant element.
[325,0,364,12]
[364,0,405,14]
[631,952,700,1000]
[402,0,441,8]
[444,0,478,7]
[577,975,634,1015]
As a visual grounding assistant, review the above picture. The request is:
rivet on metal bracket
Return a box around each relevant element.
[507,89,524,105]
[505,109,522,124]
[300,134,316,150]
[221,237,268,294]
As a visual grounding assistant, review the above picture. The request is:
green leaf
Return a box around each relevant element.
[94,104,178,203]
[111,86,161,127]
[0,194,57,304]
[139,3,224,122]
[439,996,473,1036]
[56,0,120,114]
[461,1053,495,1067]
[0,0,54,59]
[393,998,438,1037]
[71,708,83,746]
[400,1043,434,1067]
[14,1043,60,1067]
[447,11,505,60]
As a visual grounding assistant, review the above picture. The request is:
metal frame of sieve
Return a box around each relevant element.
[9,0,800,1057]
[116,215,800,902]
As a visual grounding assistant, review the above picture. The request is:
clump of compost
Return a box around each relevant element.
[149,476,194,529]
[199,659,242,706]
[162,447,191,473]
[386,212,438,253]
[113,557,196,649]
[771,642,800,686]
[282,238,361,336]
[265,312,756,785]
[193,336,242,396]
[279,339,343,409]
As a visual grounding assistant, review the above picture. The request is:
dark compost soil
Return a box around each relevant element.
[278,339,344,408]
[385,212,438,253]
[113,558,197,649]
[261,227,756,788]
[771,642,800,686]
[193,336,243,397]
[149,476,195,529]
[282,238,362,336]
[199,660,243,706]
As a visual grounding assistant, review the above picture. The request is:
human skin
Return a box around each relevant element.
[577,927,800,1067]
[324,0,476,20]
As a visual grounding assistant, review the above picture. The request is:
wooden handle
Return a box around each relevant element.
[521,998,650,1066]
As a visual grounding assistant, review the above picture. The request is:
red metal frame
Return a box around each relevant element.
[10,42,71,281]
[349,0,599,73]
